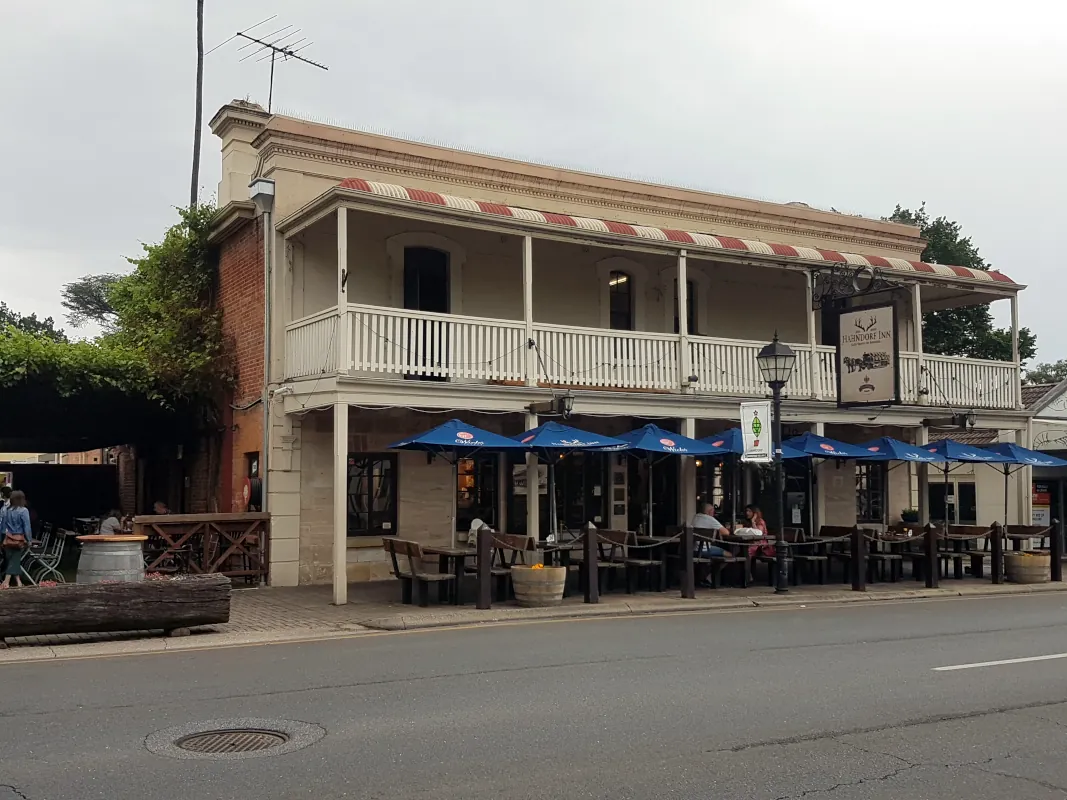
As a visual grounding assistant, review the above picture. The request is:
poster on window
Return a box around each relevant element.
[1032,481,1052,526]
[740,401,773,463]
[0,472,11,490]
[512,464,548,495]
[837,304,900,407]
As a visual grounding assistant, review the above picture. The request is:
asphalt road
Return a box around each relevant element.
[4,594,1067,799]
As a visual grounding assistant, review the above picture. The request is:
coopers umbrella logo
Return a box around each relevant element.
[455,431,485,446]
[659,438,676,447]
[521,435,536,443]
[456,431,474,440]
[712,440,725,447]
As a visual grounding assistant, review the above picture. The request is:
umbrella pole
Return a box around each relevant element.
[648,456,654,536]
[944,464,951,533]
[549,459,558,538]
[451,459,458,549]
[1004,465,1010,528]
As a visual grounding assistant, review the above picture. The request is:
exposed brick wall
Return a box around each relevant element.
[217,217,264,512]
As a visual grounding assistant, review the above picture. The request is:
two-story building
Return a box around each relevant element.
[208,100,1032,598]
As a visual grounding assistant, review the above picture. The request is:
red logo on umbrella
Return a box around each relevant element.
[867,446,880,452]
[659,438,676,447]
[819,443,835,451]
[712,440,725,447]
[457,431,474,440]
[521,435,535,443]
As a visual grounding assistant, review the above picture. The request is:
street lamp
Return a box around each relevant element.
[249,178,276,515]
[756,333,797,594]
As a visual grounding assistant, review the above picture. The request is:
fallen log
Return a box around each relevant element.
[0,574,231,639]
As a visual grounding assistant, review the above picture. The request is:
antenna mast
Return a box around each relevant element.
[213,15,329,112]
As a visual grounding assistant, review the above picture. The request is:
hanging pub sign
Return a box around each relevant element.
[836,304,900,407]
[740,401,773,463]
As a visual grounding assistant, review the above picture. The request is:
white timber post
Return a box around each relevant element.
[337,207,351,376]
[1011,293,1022,410]
[332,401,349,605]
[805,270,819,399]
[523,236,537,387]
[916,425,929,526]
[911,283,926,405]
[677,250,691,390]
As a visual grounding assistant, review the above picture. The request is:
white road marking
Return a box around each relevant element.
[934,652,1067,671]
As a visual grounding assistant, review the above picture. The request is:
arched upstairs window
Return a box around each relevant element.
[609,270,633,331]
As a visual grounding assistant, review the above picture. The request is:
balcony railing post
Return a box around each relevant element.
[911,283,926,405]
[677,250,691,391]
[336,207,351,376]
[805,270,820,399]
[523,236,537,387]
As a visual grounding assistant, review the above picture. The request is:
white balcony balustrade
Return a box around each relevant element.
[282,306,1020,409]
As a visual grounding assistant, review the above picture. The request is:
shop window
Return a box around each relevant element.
[856,462,886,523]
[347,453,398,537]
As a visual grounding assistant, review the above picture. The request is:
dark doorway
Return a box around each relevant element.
[403,247,450,381]
[554,452,608,531]
[456,455,497,533]
[627,456,678,535]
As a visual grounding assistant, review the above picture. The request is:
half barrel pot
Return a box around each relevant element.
[510,565,566,607]
[76,535,148,584]
[1004,552,1051,584]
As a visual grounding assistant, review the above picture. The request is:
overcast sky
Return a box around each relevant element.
[4,1,1065,360]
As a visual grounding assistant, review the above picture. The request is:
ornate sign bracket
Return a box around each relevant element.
[811,264,902,310]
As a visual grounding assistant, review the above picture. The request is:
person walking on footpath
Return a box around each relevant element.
[0,490,32,588]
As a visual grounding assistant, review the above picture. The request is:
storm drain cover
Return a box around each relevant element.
[178,729,288,754]
[146,718,325,760]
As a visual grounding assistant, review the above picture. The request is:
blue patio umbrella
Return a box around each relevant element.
[858,437,949,463]
[388,419,530,546]
[783,433,872,460]
[615,425,729,535]
[701,428,744,455]
[922,439,1012,529]
[986,443,1067,527]
[512,422,628,536]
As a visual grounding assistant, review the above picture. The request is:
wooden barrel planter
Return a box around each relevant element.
[510,565,566,607]
[76,535,148,584]
[1005,552,1051,584]
[0,574,231,641]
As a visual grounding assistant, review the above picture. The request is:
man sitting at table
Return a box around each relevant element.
[692,504,728,557]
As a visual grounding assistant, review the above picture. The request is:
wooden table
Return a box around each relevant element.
[422,545,476,605]
[717,534,768,588]
[537,541,582,596]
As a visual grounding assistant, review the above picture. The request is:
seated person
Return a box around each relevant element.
[691,504,727,557]
[99,509,123,534]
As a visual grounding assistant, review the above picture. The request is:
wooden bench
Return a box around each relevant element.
[572,529,628,594]
[464,533,536,601]
[595,530,666,593]
[383,538,456,607]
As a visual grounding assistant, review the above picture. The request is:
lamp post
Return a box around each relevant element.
[756,333,797,594]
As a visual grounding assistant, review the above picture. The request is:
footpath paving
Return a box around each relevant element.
[2,578,1065,663]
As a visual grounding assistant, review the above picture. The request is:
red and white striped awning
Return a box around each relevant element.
[337,178,1015,286]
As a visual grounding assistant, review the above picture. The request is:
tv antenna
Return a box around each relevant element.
[210,15,328,112]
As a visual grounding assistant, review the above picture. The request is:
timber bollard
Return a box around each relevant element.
[924,524,939,589]
[476,526,492,610]
[851,526,866,592]
[583,526,599,604]
[991,522,1004,584]
[681,526,695,599]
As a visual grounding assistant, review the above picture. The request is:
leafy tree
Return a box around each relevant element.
[61,273,121,330]
[0,302,66,342]
[1025,360,1067,385]
[888,204,1036,364]
[107,203,231,415]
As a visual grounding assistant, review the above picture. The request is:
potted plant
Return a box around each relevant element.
[900,508,920,524]
[1005,551,1051,584]
[509,563,567,607]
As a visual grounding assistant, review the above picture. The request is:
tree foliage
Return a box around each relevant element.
[107,203,232,413]
[1,203,230,423]
[0,302,66,342]
[1025,360,1067,386]
[888,204,1036,364]
[61,273,121,330]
